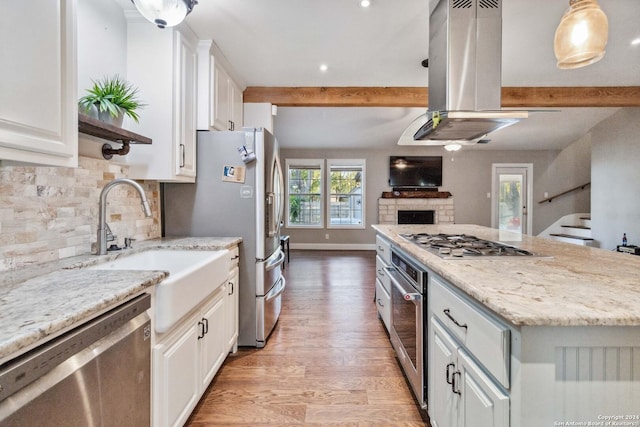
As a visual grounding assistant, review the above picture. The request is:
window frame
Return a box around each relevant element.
[285,158,324,229]
[326,158,366,230]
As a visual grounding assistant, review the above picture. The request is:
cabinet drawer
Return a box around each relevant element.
[375,255,391,293]
[375,278,391,331]
[430,276,510,388]
[375,235,392,264]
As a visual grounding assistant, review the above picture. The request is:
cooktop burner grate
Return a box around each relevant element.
[399,233,542,259]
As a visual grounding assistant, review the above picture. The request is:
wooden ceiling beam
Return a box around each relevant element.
[243,86,640,108]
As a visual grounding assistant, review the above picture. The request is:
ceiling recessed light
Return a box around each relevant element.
[359,0,372,7]
[632,38,640,46]
[319,64,328,72]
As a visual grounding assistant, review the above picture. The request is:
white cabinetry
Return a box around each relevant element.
[125,18,197,182]
[225,264,239,354]
[152,246,240,427]
[429,276,510,427]
[375,235,392,330]
[197,41,243,131]
[0,0,77,167]
[153,287,225,427]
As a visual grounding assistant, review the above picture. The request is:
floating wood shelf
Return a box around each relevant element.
[381,191,452,199]
[78,113,151,159]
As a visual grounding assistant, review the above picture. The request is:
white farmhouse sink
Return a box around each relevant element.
[90,249,230,333]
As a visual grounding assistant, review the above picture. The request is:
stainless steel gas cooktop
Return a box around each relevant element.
[400,233,546,259]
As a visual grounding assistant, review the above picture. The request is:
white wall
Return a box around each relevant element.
[591,108,640,250]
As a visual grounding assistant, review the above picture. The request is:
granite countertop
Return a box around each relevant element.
[0,237,242,364]
[373,224,640,327]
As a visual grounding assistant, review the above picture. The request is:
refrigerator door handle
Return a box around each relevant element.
[265,248,285,272]
[266,192,277,237]
[265,276,286,302]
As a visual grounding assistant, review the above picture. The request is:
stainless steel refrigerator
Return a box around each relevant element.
[163,128,285,347]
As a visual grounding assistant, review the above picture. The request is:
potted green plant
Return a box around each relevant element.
[79,75,144,127]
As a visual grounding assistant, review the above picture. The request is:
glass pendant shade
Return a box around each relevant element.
[554,0,608,69]
[131,0,197,29]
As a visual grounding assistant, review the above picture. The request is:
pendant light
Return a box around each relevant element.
[554,0,608,69]
[131,0,198,29]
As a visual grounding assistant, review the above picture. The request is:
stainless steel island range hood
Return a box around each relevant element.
[399,0,527,146]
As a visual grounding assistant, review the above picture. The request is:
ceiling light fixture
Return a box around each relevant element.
[359,0,372,7]
[554,0,608,69]
[443,143,462,152]
[131,0,198,29]
[319,64,328,72]
[632,38,640,46]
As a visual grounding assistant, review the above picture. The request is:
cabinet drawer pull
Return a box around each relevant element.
[444,308,468,330]
[377,298,384,308]
[202,317,209,335]
[446,362,455,384]
[228,282,234,295]
[377,268,385,276]
[451,370,462,395]
[180,143,185,168]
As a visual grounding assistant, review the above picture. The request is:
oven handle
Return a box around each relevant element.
[385,267,422,302]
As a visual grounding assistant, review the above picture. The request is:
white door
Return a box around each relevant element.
[491,164,532,234]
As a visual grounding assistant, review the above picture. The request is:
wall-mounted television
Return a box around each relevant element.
[389,156,443,188]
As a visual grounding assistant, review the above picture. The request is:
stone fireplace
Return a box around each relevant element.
[378,196,454,225]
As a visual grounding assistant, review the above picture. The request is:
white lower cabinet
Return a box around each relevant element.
[375,235,392,331]
[199,292,227,390]
[225,267,239,353]
[375,278,390,329]
[153,288,229,427]
[430,318,509,427]
[429,273,510,427]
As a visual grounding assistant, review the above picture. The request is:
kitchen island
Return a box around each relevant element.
[373,224,640,427]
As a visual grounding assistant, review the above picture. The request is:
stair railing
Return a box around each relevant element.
[538,182,590,204]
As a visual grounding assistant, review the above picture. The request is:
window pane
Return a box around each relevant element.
[329,167,363,226]
[288,165,322,226]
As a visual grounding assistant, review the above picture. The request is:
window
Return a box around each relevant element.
[286,159,323,227]
[327,159,365,229]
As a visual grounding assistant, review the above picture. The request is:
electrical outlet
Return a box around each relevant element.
[325,233,330,240]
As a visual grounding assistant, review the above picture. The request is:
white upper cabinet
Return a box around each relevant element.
[197,41,244,131]
[0,0,78,167]
[124,16,197,182]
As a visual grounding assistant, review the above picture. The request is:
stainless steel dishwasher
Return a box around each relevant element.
[0,293,151,426]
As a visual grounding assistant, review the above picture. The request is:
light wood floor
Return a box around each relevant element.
[186,250,430,427]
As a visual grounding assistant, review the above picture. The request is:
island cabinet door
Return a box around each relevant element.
[430,317,460,427]
[457,348,509,427]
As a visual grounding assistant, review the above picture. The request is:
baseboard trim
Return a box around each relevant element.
[290,243,376,251]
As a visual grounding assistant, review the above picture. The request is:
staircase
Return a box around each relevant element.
[538,214,598,247]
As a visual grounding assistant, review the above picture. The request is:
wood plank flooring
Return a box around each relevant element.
[186,250,430,427]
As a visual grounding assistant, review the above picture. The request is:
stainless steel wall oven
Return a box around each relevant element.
[387,248,428,409]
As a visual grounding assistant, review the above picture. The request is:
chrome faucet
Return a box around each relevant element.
[97,178,152,255]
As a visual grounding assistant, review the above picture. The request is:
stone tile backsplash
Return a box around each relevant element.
[0,157,161,271]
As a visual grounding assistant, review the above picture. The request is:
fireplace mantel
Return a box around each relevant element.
[381,191,452,199]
